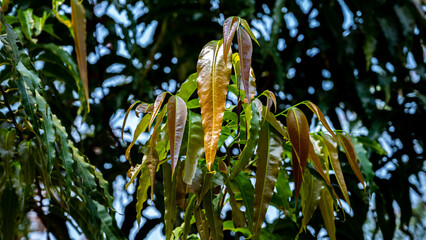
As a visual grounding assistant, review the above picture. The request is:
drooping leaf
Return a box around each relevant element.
[223,16,239,63]
[0,182,19,240]
[167,95,187,176]
[337,132,365,188]
[287,107,310,202]
[237,27,253,103]
[177,73,197,102]
[297,171,323,238]
[203,189,223,240]
[235,173,254,232]
[223,220,252,237]
[322,133,350,206]
[125,162,145,190]
[264,106,288,139]
[224,177,246,228]
[163,163,177,240]
[304,101,338,141]
[125,112,151,162]
[184,111,204,184]
[136,165,151,225]
[253,123,283,236]
[149,92,167,130]
[121,101,141,143]
[52,0,72,28]
[274,168,294,219]
[0,129,15,178]
[230,102,260,179]
[17,8,36,43]
[182,194,197,240]
[352,137,374,182]
[71,0,89,111]
[196,39,232,171]
[95,201,126,240]
[265,90,277,113]
[194,204,210,240]
[318,187,336,240]
[239,18,260,46]
[176,161,187,209]
[135,102,151,117]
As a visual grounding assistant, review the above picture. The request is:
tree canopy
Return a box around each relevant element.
[0,0,425,239]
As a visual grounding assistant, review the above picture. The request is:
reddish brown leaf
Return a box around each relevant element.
[121,100,141,143]
[223,16,239,64]
[149,92,167,131]
[237,27,253,103]
[167,95,187,176]
[196,40,232,171]
[338,132,365,188]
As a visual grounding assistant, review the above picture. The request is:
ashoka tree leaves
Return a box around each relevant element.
[167,95,187,176]
[196,39,232,171]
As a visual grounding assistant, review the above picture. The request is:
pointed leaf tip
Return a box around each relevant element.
[223,16,239,64]
[237,27,253,104]
[167,95,187,176]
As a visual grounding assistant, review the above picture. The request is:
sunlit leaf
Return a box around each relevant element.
[337,132,365,188]
[304,101,338,141]
[274,168,294,220]
[136,165,151,225]
[52,0,72,28]
[149,92,167,130]
[319,187,336,240]
[239,18,260,46]
[223,220,252,237]
[184,111,204,184]
[264,106,288,139]
[196,39,232,171]
[287,107,310,202]
[177,73,197,102]
[253,123,283,236]
[223,16,239,64]
[167,95,187,176]
[237,27,253,103]
[71,0,89,111]
[125,162,144,190]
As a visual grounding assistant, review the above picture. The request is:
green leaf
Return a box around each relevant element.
[125,112,151,161]
[163,163,177,240]
[182,194,197,240]
[253,123,283,236]
[230,102,260,179]
[71,0,89,111]
[0,182,19,240]
[95,201,126,240]
[167,95,188,176]
[194,204,210,240]
[177,73,197,102]
[52,0,72,28]
[287,107,310,202]
[196,39,232,171]
[184,111,204,184]
[237,27,253,103]
[297,171,323,238]
[33,11,49,36]
[125,163,144,190]
[264,106,288,139]
[136,165,151,225]
[203,188,223,240]
[239,18,260,46]
[318,187,336,240]
[223,16,239,64]
[17,8,36,43]
[0,129,15,177]
[235,173,254,233]
[275,168,294,218]
[121,101,141,143]
[352,137,374,182]
[223,220,252,237]
[224,176,246,229]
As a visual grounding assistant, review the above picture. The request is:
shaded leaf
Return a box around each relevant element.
[337,132,365,188]
[0,182,19,240]
[203,189,223,240]
[224,177,245,228]
[125,112,151,162]
[194,205,210,240]
[136,165,151,225]
[223,16,239,64]
[223,220,252,237]
[163,163,177,240]
[237,27,253,103]
[253,123,283,236]
[17,9,35,43]
[121,101,141,143]
[182,194,197,240]
[196,39,232,171]
[235,173,254,232]
[167,95,188,176]
[304,101,338,141]
[184,111,204,184]
[352,137,374,182]
[264,106,288,139]
[318,187,336,240]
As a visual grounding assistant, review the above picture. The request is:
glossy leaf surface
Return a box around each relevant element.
[184,111,204,184]
[167,95,187,176]
[338,132,365,188]
[223,16,239,63]
[149,92,167,130]
[237,27,253,103]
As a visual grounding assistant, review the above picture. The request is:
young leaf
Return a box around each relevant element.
[71,0,89,111]
[167,95,188,176]
[304,101,338,141]
[149,92,167,130]
[319,187,336,240]
[121,101,141,143]
[136,165,151,225]
[196,39,232,171]
[223,16,239,63]
[237,27,253,103]
[337,132,366,188]
[239,18,260,46]
[253,123,283,236]
[322,133,350,206]
[184,111,204,184]
[125,113,151,162]
[287,107,310,202]
[177,73,198,102]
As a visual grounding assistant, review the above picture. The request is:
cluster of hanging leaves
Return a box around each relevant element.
[0,7,124,240]
[124,16,369,240]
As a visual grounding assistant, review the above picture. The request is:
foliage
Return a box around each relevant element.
[123,17,369,239]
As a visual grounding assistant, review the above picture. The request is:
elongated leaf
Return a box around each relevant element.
[305,101,338,141]
[149,92,167,130]
[275,168,294,216]
[224,178,246,228]
[337,132,365,188]
[176,161,187,209]
[352,137,374,182]
[319,187,336,240]
[52,0,72,28]
[71,0,89,111]
[297,171,323,238]
[184,111,204,184]
[194,205,210,240]
[125,162,144,190]
[196,39,232,171]
[125,113,151,161]
[136,165,151,225]
[264,106,288,139]
[223,16,239,63]
[1,0,10,12]
[322,133,350,205]
[230,102,260,179]
[203,189,223,240]
[266,90,277,113]
[121,101,141,143]
[287,107,310,202]
[239,18,260,46]
[95,201,126,240]
[167,95,187,176]
[135,102,151,117]
[0,182,19,240]
[235,173,254,232]
[223,220,252,237]
[177,73,197,102]
[17,9,35,43]
[182,194,197,240]
[237,27,253,103]
[253,123,283,236]
[163,163,177,240]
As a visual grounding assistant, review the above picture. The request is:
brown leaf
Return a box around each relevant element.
[167,95,187,176]
[237,27,253,103]
[196,40,232,171]
[223,16,239,64]
[149,92,167,130]
[337,132,365,188]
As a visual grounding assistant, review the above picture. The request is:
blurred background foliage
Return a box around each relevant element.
[0,0,425,239]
